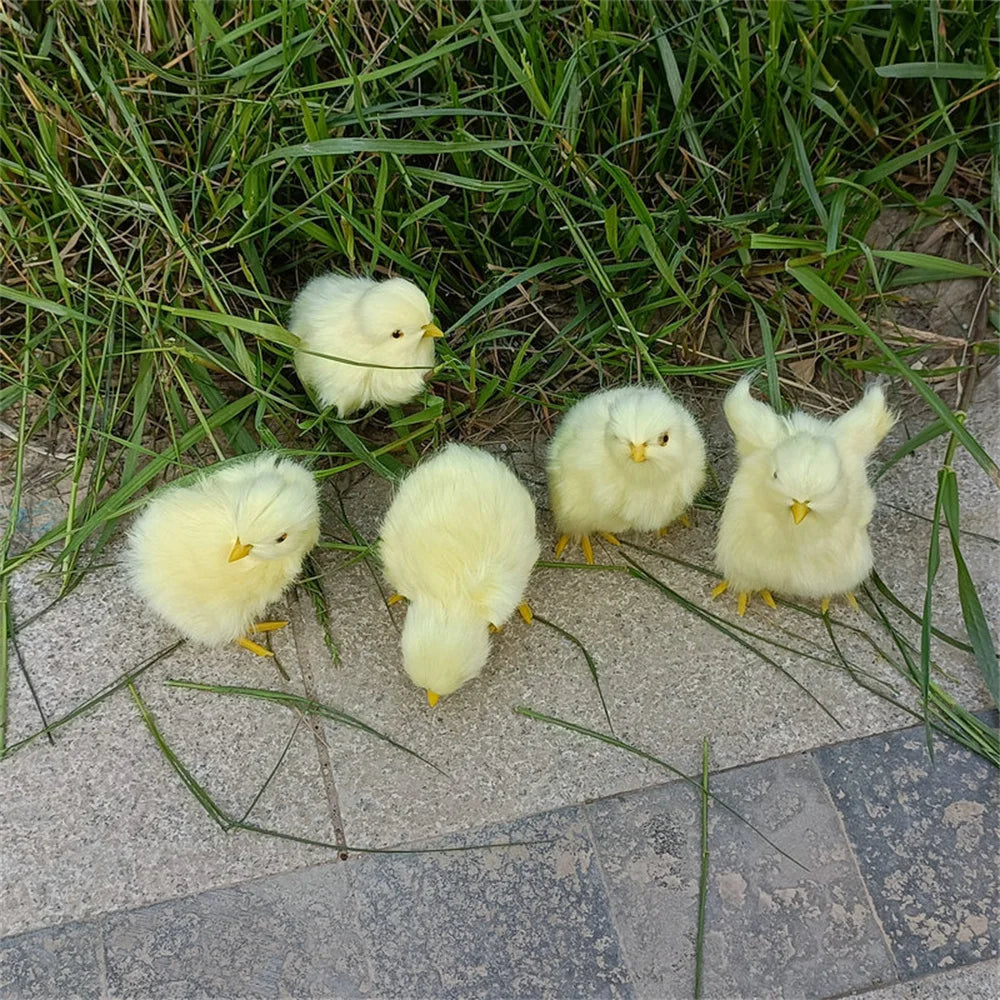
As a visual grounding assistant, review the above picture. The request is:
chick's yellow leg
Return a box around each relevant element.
[678,513,692,529]
[237,637,274,657]
[658,526,669,537]
[518,602,534,624]
[251,621,288,633]
[489,623,502,634]
[598,531,620,546]
[554,535,570,559]
[759,590,777,610]
[386,593,405,606]
[737,592,749,617]
[711,580,729,599]
[580,535,595,566]
[821,597,831,615]
[846,592,860,612]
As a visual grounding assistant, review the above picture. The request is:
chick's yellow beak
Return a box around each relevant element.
[790,501,811,525]
[421,323,445,339]
[426,690,440,707]
[629,442,647,463]
[228,539,253,562]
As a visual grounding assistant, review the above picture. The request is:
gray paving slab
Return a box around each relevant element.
[101,863,368,999]
[347,806,632,999]
[0,921,104,1000]
[840,958,999,999]
[586,753,895,1000]
[0,548,341,936]
[814,718,1000,978]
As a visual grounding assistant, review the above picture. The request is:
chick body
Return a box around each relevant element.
[127,455,320,648]
[379,444,540,701]
[547,386,707,561]
[715,379,895,607]
[290,274,442,415]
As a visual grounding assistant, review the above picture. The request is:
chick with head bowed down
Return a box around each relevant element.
[379,444,539,706]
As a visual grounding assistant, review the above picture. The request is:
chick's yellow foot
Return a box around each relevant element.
[581,535,594,565]
[821,597,831,615]
[846,592,860,611]
[737,592,750,617]
[759,590,777,610]
[554,535,570,559]
[711,580,729,599]
[251,620,288,633]
[489,623,502,634]
[679,513,692,529]
[386,593,405,606]
[237,637,274,657]
[658,526,669,537]
[518,602,534,624]
[597,532,620,546]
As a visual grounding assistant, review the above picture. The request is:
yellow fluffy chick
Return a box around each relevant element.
[547,386,707,564]
[290,274,444,415]
[714,378,896,615]
[127,455,320,655]
[379,443,540,705]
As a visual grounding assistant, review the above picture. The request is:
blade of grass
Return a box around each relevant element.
[515,706,805,869]
[2,639,185,758]
[789,265,999,487]
[694,736,710,1000]
[533,613,613,733]
[164,680,444,774]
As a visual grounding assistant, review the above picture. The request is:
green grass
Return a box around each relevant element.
[1,1,997,770]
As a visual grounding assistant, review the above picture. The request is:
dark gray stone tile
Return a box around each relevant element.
[845,957,999,998]
[349,806,632,999]
[101,863,367,999]
[814,718,1000,977]
[0,921,103,1000]
[587,754,895,999]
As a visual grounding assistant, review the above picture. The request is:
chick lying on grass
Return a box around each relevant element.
[127,455,320,656]
[714,377,896,616]
[379,443,540,706]
[547,386,707,564]
[290,273,444,416]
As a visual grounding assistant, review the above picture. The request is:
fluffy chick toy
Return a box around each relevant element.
[127,455,320,655]
[379,443,540,705]
[547,386,707,564]
[714,378,896,615]
[290,274,444,415]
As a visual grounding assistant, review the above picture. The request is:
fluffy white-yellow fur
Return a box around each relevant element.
[127,455,320,647]
[379,443,540,702]
[715,378,896,606]
[290,274,443,415]
[547,386,707,562]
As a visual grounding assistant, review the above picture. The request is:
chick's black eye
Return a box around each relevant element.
[391,329,403,339]
[275,533,288,543]
[658,432,670,446]
[772,471,778,479]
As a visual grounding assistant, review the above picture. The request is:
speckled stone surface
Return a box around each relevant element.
[101,866,368,999]
[814,716,1000,977]
[348,806,632,999]
[587,754,896,999]
[842,958,999,999]
[0,549,343,937]
[305,385,998,850]
[0,922,104,1000]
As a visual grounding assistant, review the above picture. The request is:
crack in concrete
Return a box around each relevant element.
[289,590,349,859]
